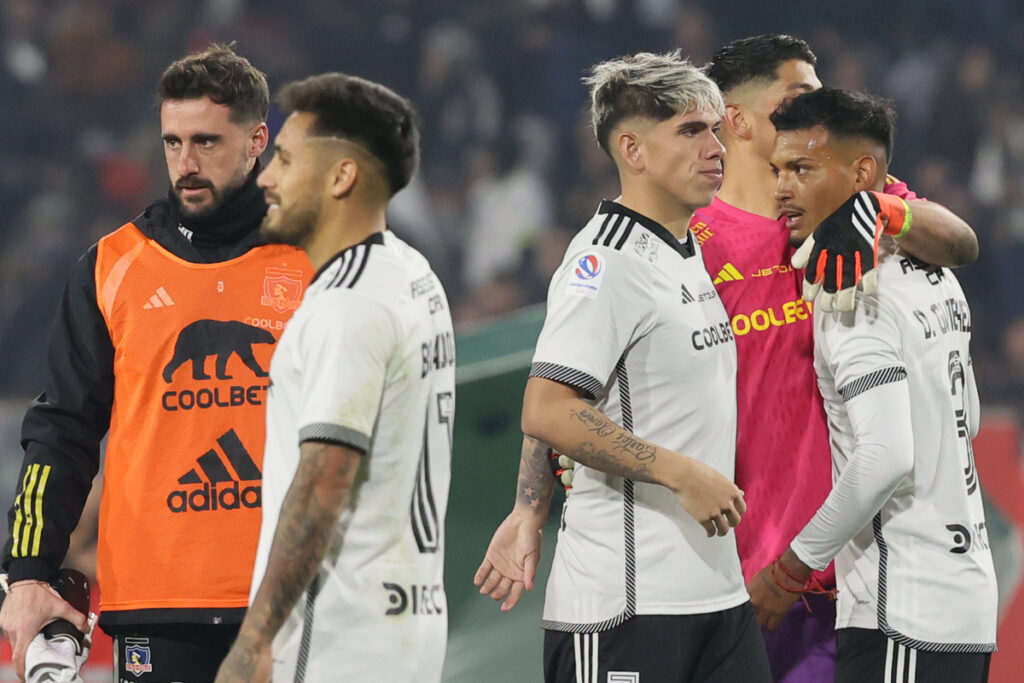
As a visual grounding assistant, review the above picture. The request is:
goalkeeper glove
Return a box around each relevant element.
[791,190,911,311]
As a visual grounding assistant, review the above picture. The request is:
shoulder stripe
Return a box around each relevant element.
[345,244,372,288]
[332,244,374,289]
[328,249,354,288]
[838,366,907,402]
[592,213,613,246]
[602,214,625,247]
[613,219,635,250]
[530,362,603,400]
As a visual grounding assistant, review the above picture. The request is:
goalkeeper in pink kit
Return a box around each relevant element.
[692,35,979,682]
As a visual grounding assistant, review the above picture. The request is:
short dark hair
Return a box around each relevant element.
[157,43,269,124]
[277,73,420,195]
[705,34,816,94]
[770,87,897,163]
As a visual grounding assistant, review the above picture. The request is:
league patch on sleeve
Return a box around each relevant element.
[566,252,606,299]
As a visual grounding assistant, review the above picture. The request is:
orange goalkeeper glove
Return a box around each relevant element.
[792,190,911,311]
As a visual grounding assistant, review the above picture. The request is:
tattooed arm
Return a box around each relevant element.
[474,435,554,611]
[521,377,745,538]
[215,442,362,683]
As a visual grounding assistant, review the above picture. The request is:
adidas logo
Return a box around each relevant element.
[680,283,695,304]
[713,263,744,284]
[166,430,261,513]
[143,287,175,309]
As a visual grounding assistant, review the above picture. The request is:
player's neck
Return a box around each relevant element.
[306,204,388,270]
[717,149,779,220]
[619,184,697,240]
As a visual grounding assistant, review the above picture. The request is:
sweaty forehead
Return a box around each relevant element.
[773,126,832,160]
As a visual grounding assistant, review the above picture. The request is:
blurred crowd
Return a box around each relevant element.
[1,0,1023,418]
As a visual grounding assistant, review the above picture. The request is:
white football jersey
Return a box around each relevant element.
[532,200,747,632]
[808,250,997,652]
[252,231,454,681]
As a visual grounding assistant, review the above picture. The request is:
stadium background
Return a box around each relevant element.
[1,0,1023,680]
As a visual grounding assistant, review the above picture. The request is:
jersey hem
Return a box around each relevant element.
[99,605,247,627]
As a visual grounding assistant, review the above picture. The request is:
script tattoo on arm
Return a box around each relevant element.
[248,442,360,640]
[516,436,555,512]
[567,408,658,482]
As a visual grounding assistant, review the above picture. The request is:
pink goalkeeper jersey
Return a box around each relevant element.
[690,178,918,585]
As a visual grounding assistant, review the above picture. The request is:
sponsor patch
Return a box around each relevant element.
[566,253,606,299]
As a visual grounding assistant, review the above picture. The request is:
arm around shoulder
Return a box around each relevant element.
[899,199,978,267]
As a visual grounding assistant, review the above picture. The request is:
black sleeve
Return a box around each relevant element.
[3,246,113,582]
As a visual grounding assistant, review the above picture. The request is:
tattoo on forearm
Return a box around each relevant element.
[517,437,555,511]
[250,443,357,640]
[611,432,656,461]
[568,408,657,469]
[570,408,617,437]
[572,441,655,482]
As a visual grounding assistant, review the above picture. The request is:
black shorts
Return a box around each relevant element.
[544,602,771,683]
[837,628,991,683]
[110,623,240,683]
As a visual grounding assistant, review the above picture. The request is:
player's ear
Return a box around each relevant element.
[328,158,359,198]
[249,122,269,159]
[616,130,644,173]
[852,154,878,192]
[723,103,750,141]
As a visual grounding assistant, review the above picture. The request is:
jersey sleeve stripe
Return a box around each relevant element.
[592,213,614,245]
[299,423,371,453]
[10,465,34,557]
[838,366,908,402]
[612,219,635,250]
[530,362,603,400]
[343,244,373,288]
[30,465,51,557]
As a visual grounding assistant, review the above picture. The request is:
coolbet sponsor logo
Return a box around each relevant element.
[731,298,812,336]
[244,316,285,331]
[383,582,444,616]
[161,384,267,411]
[692,320,734,351]
[161,319,276,411]
[566,252,606,299]
[166,429,261,513]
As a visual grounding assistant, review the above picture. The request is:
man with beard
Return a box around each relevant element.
[215,73,453,683]
[0,44,311,682]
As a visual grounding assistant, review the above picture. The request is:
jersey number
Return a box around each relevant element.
[411,391,453,553]
[948,350,978,496]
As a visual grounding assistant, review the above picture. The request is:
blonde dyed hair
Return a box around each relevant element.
[585,50,724,155]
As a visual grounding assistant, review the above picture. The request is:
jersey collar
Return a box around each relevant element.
[311,231,387,285]
[598,200,695,258]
